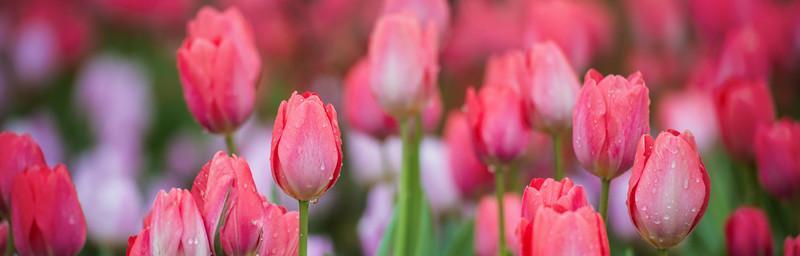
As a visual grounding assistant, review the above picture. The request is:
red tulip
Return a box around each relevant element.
[715,27,771,86]
[443,111,492,197]
[258,199,300,256]
[0,132,46,212]
[786,235,800,256]
[573,69,650,179]
[523,42,582,132]
[725,207,773,256]
[0,221,7,253]
[754,120,800,199]
[520,207,609,256]
[271,91,342,201]
[177,6,261,134]
[627,130,710,249]
[12,164,87,256]
[368,14,438,116]
[465,85,531,165]
[624,0,687,50]
[474,194,521,256]
[127,188,211,255]
[713,79,775,160]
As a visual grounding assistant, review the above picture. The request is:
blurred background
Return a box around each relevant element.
[0,0,798,255]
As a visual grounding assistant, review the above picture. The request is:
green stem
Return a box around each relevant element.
[599,178,611,221]
[224,132,238,155]
[657,248,669,256]
[393,115,422,256]
[299,200,309,256]
[553,133,564,180]
[494,165,507,256]
[5,218,13,256]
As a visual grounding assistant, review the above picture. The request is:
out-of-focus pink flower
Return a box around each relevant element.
[523,42,582,132]
[573,69,650,179]
[177,6,261,134]
[523,0,611,69]
[368,14,438,116]
[474,194,521,256]
[786,235,800,256]
[754,120,800,199]
[346,131,387,186]
[465,85,531,164]
[419,137,460,213]
[624,0,686,50]
[725,207,773,256]
[0,132,46,213]
[443,111,492,198]
[521,207,609,256]
[484,50,526,93]
[220,0,297,59]
[627,130,710,249]
[715,27,771,86]
[625,49,683,90]
[5,111,64,166]
[657,89,719,153]
[127,188,211,255]
[308,235,334,256]
[271,92,342,201]
[357,184,394,256]
[92,0,194,27]
[608,171,638,239]
[344,58,397,137]
[382,0,450,38]
[0,221,7,253]
[12,164,87,256]
[713,79,775,160]
[258,199,300,256]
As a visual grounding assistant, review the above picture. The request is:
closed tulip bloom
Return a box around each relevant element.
[191,151,239,242]
[443,111,492,197]
[627,130,710,249]
[382,0,450,38]
[475,194,522,256]
[271,92,342,201]
[368,14,438,116]
[754,120,800,199]
[519,178,589,222]
[0,132,46,212]
[523,42,582,132]
[465,85,531,164]
[258,198,300,256]
[127,188,211,255]
[521,207,609,256]
[786,235,800,256]
[484,50,526,93]
[12,164,87,256]
[725,207,773,256]
[220,161,265,255]
[573,69,650,179]
[177,6,261,134]
[713,79,775,160]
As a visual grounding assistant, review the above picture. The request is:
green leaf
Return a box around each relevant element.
[377,207,398,256]
[443,218,474,256]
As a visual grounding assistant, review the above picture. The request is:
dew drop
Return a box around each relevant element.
[654,220,661,225]
[690,208,697,213]
[640,206,647,211]
[683,179,689,189]
[663,215,670,221]
[319,164,325,171]
[695,178,701,183]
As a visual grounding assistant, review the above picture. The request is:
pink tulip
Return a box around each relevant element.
[786,235,800,256]
[357,184,394,256]
[484,50,526,93]
[127,189,211,255]
[0,221,7,253]
[713,79,775,160]
[176,6,261,134]
[258,198,300,256]
[474,194,521,256]
[627,130,710,249]
[220,0,298,59]
[523,42,582,132]
[271,92,342,201]
[0,132,46,212]
[93,0,194,27]
[573,69,650,179]
[382,0,450,38]
[715,27,771,86]
[191,151,239,242]
[657,89,719,153]
[519,178,590,222]
[219,162,265,255]
[465,85,531,164]
[624,0,686,50]
[754,120,800,199]
[368,14,438,116]
[443,111,492,197]
[725,207,773,256]
[520,207,609,256]
[12,164,87,256]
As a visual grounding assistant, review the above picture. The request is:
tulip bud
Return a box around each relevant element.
[627,130,710,249]
[520,207,609,256]
[443,111,492,197]
[368,14,438,117]
[754,120,800,199]
[523,42,582,132]
[573,69,650,179]
[259,197,300,256]
[271,91,342,201]
[11,164,87,256]
[0,132,46,212]
[474,194,521,256]
[786,235,799,256]
[713,79,775,160]
[519,178,589,222]
[220,161,265,255]
[484,50,526,93]
[725,207,773,256]
[176,6,261,134]
[465,85,531,164]
[127,188,211,255]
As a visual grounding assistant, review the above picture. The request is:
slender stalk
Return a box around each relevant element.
[393,115,422,256]
[657,248,669,256]
[599,178,611,220]
[298,200,309,256]
[553,133,564,180]
[5,219,12,256]
[495,165,507,256]
[224,132,238,155]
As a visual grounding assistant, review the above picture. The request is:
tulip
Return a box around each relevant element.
[754,120,800,199]
[474,194,521,256]
[6,111,65,166]
[465,85,531,164]
[786,235,800,256]
[713,79,775,160]
[443,111,492,198]
[11,164,87,256]
[382,0,450,38]
[220,163,265,255]
[523,41,582,133]
[368,14,438,117]
[0,221,7,253]
[93,0,194,27]
[519,178,590,221]
[725,207,773,256]
[657,90,718,153]
[357,185,394,256]
[520,207,610,256]
[0,132,46,213]
[127,188,211,255]
[484,50,526,93]
[176,6,261,134]
[258,198,300,256]
[627,130,710,250]
[624,0,686,50]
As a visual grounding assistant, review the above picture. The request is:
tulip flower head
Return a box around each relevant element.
[786,235,800,256]
[713,79,775,160]
[754,120,800,199]
[523,41,582,133]
[127,188,211,255]
[725,207,773,256]
[0,132,46,213]
[475,194,522,256]
[465,85,531,165]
